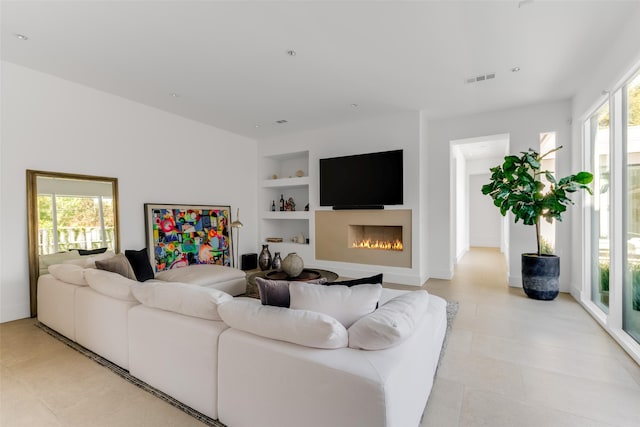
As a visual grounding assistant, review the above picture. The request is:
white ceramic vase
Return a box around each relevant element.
[281,252,304,278]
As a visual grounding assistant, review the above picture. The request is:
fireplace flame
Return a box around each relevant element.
[352,239,403,251]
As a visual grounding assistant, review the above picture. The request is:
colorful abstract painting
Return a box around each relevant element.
[144,204,232,272]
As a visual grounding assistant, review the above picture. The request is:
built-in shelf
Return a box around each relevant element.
[259,150,311,261]
[262,211,310,220]
[261,176,310,189]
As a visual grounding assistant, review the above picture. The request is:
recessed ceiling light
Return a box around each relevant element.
[511,67,521,72]
[170,93,179,98]
[254,124,261,128]
[350,104,359,108]
[275,119,288,124]
[286,50,296,56]
[14,34,28,41]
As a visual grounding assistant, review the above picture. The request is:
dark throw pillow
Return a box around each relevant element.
[95,253,137,281]
[327,273,383,287]
[125,249,155,282]
[256,277,328,308]
[77,247,108,256]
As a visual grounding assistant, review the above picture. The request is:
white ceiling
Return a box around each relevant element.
[2,1,638,140]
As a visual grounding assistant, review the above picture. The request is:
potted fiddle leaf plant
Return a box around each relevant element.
[482,146,593,300]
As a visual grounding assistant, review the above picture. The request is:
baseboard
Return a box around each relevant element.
[429,268,453,280]
[508,274,522,288]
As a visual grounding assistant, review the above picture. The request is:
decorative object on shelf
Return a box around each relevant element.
[144,203,232,272]
[295,170,304,177]
[259,244,272,271]
[286,197,296,211]
[266,237,283,242]
[279,194,285,211]
[281,252,304,278]
[272,252,282,271]
[295,233,305,244]
[231,208,243,269]
[272,174,278,180]
[304,203,309,211]
[271,200,276,211]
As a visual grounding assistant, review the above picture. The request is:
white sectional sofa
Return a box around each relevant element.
[37,261,447,427]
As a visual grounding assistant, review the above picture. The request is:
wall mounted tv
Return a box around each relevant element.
[319,149,403,209]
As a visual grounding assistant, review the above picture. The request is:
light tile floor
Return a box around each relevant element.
[1,247,639,426]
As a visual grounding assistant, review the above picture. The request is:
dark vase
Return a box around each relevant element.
[272,252,282,271]
[259,245,272,271]
[521,253,560,300]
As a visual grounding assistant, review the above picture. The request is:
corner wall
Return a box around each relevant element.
[0,62,258,322]
[427,100,573,290]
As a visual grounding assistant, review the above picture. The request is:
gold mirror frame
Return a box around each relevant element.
[26,170,120,317]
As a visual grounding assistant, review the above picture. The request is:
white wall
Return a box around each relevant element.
[468,173,501,248]
[0,62,258,322]
[258,112,425,285]
[427,100,573,290]
[453,147,468,261]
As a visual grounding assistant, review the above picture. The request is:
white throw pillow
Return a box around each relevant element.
[84,268,138,301]
[218,299,348,349]
[289,282,382,328]
[63,250,115,268]
[131,281,232,320]
[47,263,88,286]
[348,290,430,350]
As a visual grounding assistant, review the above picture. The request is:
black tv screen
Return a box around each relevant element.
[319,149,403,208]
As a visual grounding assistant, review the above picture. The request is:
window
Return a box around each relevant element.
[588,102,611,312]
[624,71,640,342]
[539,132,557,254]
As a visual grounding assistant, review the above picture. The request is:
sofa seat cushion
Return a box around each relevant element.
[84,268,138,301]
[348,290,430,350]
[155,264,245,286]
[131,281,232,320]
[47,263,88,286]
[218,298,348,349]
[289,282,382,328]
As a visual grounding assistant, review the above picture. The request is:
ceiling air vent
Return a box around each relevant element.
[275,119,288,124]
[465,72,496,84]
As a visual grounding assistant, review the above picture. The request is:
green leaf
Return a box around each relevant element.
[575,171,594,184]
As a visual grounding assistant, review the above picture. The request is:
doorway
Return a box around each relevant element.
[450,134,509,277]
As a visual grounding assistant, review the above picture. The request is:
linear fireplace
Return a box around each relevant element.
[315,210,411,268]
[348,225,403,251]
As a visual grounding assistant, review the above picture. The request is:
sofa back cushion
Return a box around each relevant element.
[289,282,382,328]
[218,298,348,349]
[131,281,232,320]
[39,250,82,276]
[348,290,430,350]
[84,268,138,301]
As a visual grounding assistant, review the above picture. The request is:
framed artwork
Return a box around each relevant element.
[144,203,232,272]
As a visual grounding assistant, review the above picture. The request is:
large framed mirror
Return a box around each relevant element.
[27,170,120,317]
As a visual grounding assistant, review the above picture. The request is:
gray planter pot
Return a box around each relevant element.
[521,253,560,301]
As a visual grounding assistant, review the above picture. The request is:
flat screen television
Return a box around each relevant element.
[319,149,403,209]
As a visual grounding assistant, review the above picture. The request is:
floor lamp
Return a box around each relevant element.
[231,208,243,269]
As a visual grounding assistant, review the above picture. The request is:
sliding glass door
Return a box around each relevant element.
[625,72,640,343]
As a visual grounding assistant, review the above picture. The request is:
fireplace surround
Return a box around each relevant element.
[315,210,411,268]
